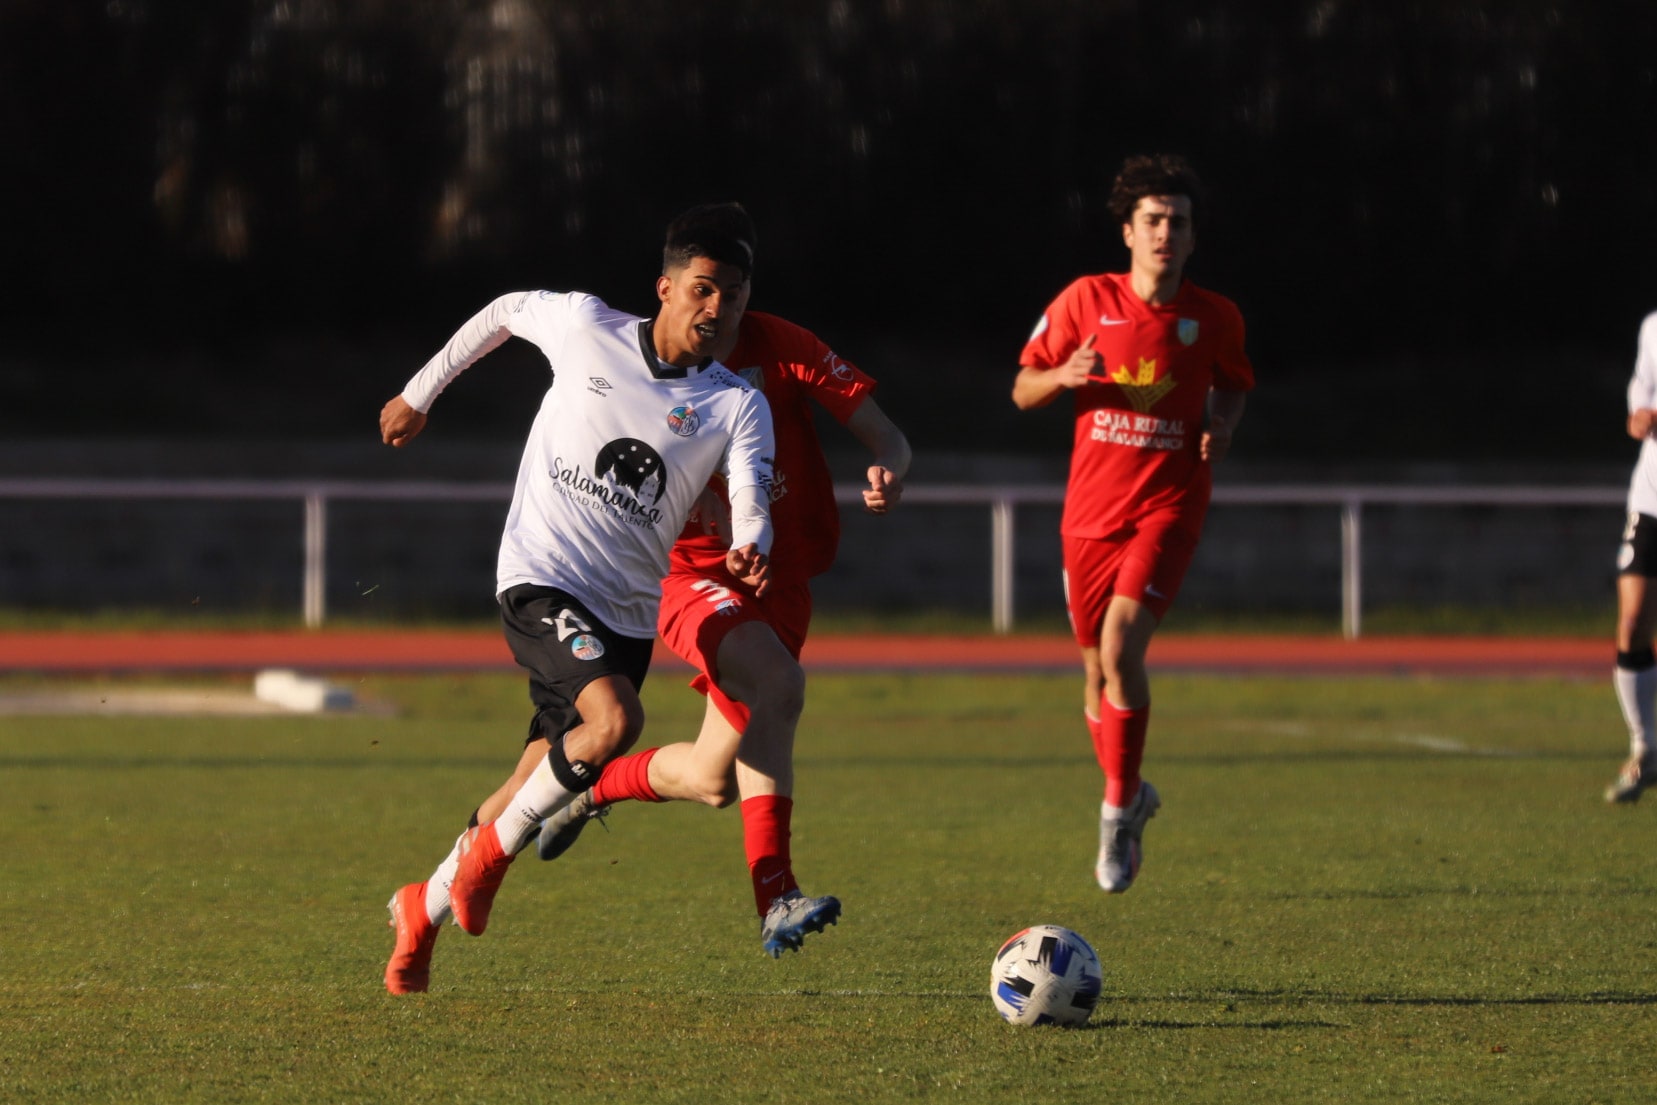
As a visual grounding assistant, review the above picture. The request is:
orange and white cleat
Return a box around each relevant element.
[449,824,515,936]
[384,881,440,994]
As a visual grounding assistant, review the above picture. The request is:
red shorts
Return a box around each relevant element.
[1062,505,1203,647]
[657,571,813,730]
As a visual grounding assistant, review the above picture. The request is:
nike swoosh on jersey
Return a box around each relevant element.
[1098,315,1130,326]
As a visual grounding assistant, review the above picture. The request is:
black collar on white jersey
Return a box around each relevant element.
[638,320,713,379]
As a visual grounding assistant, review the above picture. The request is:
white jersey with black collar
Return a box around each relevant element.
[401,290,775,638]
[1628,311,1657,519]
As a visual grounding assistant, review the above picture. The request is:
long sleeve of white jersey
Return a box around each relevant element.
[1631,312,1657,414]
[402,292,536,412]
[1624,312,1657,518]
[727,481,774,557]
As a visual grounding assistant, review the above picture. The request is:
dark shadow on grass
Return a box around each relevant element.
[1087,1016,1346,1030]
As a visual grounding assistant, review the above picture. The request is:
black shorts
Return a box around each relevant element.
[498,584,655,744]
[1618,512,1657,577]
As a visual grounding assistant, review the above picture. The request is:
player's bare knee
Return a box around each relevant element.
[572,701,646,762]
[724,658,805,722]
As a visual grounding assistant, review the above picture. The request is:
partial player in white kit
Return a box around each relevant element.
[1608,310,1657,803]
[380,204,777,993]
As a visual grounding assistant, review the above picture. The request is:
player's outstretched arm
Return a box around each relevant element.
[845,398,912,514]
[383,293,529,447]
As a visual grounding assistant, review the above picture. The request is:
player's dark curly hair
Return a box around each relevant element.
[663,202,757,278]
[1107,155,1205,226]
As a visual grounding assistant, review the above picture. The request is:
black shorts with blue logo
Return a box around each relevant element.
[498,584,655,744]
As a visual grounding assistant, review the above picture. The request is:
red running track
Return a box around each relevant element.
[0,630,1612,677]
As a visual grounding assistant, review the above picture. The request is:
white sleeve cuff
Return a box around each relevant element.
[727,482,773,557]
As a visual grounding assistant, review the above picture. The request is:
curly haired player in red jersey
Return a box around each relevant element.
[1013,154,1255,893]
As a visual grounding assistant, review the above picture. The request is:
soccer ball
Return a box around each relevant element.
[989,924,1103,1027]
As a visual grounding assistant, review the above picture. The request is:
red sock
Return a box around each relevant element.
[590,747,663,806]
[741,794,798,916]
[1095,702,1150,808]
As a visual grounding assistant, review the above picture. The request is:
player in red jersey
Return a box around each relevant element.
[1013,154,1255,894]
[533,308,911,957]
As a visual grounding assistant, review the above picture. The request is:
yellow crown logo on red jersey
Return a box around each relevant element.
[1109,358,1177,412]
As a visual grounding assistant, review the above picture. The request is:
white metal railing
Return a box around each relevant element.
[0,478,1629,637]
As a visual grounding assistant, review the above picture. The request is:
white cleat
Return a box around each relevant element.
[1096,781,1161,893]
[535,790,610,860]
[1606,756,1653,804]
[760,890,841,958]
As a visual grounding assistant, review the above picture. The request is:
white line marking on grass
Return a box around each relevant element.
[1228,720,1527,757]
[1386,732,1525,757]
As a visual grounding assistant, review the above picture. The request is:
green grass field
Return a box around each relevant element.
[2,671,1653,1103]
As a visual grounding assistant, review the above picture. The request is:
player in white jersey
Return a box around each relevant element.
[381,204,776,993]
[1608,310,1657,803]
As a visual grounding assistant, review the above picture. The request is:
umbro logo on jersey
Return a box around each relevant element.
[587,377,612,396]
[1098,314,1130,326]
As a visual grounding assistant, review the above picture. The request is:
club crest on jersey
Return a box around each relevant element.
[824,352,854,380]
[569,633,606,661]
[667,405,701,437]
[1178,319,1199,346]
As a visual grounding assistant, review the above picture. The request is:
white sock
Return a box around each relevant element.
[424,830,465,926]
[492,755,581,855]
[1614,665,1657,760]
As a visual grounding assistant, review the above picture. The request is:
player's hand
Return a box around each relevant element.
[1055,334,1101,389]
[688,484,733,540]
[381,395,427,447]
[862,466,903,514]
[1632,408,1657,441]
[726,543,772,597]
[1201,416,1233,462]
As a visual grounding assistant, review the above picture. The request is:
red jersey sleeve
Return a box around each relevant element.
[749,313,877,422]
[1208,297,1255,393]
[1018,277,1095,369]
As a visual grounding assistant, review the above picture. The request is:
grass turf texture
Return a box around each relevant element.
[2,672,1653,1103]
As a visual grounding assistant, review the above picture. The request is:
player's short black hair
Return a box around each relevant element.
[663,202,757,279]
[1107,154,1205,226]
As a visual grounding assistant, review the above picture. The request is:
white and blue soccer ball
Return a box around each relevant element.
[989,924,1103,1026]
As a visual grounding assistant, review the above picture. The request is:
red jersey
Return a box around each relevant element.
[669,311,876,583]
[1019,272,1254,538]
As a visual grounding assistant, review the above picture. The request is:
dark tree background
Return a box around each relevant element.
[3,0,1654,467]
